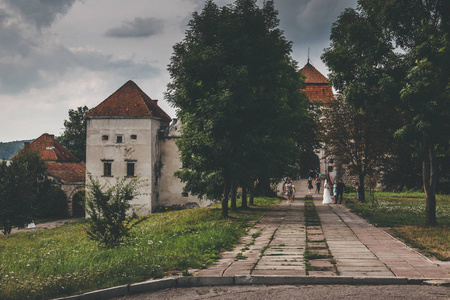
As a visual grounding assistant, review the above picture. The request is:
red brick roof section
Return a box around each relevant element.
[14,133,86,183]
[299,62,335,103]
[22,133,80,163]
[46,162,86,183]
[86,80,172,121]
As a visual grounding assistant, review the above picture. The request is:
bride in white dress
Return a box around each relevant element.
[322,179,333,204]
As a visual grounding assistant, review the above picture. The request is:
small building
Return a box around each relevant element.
[19,133,86,216]
[85,80,210,216]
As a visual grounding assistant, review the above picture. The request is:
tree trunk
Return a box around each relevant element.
[222,180,230,218]
[423,145,437,226]
[241,184,248,208]
[249,183,254,206]
[359,174,365,203]
[230,181,237,211]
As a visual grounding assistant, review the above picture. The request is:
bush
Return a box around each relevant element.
[35,181,68,218]
[85,174,147,248]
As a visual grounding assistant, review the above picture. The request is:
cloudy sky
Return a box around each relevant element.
[0,0,356,142]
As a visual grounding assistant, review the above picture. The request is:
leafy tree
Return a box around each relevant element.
[0,161,34,234]
[57,106,89,161]
[0,150,45,234]
[85,174,147,248]
[166,0,310,217]
[320,96,393,202]
[323,0,450,225]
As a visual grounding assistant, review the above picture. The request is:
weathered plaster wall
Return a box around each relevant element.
[86,118,161,216]
[158,121,212,207]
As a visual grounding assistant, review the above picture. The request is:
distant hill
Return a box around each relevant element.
[0,140,34,160]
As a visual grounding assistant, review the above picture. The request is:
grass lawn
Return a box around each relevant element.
[0,197,278,300]
[344,191,450,261]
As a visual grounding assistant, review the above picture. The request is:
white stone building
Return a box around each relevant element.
[85,80,210,216]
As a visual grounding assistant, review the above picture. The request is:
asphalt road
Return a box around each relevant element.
[114,284,449,300]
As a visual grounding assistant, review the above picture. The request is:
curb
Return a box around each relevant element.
[53,276,450,300]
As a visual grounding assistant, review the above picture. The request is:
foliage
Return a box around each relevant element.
[57,106,89,162]
[380,142,423,192]
[0,161,34,234]
[85,174,147,248]
[166,0,311,216]
[322,0,450,225]
[35,181,68,218]
[0,150,57,234]
[319,96,393,202]
[0,197,276,300]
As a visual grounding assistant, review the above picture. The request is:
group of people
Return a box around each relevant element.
[284,172,363,204]
[322,179,345,204]
[283,178,296,203]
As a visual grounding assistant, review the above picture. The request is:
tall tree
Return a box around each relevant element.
[57,106,89,161]
[320,96,393,202]
[323,0,450,225]
[166,0,309,217]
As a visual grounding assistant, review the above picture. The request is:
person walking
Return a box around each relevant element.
[336,179,345,204]
[284,179,293,203]
[355,182,363,202]
[307,177,313,194]
[291,183,296,201]
[315,177,321,193]
[333,180,338,204]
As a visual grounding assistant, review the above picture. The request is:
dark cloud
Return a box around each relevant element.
[5,0,77,29]
[0,1,160,95]
[0,45,160,94]
[105,17,164,38]
[275,0,356,45]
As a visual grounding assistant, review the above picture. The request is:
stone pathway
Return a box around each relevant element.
[195,179,450,279]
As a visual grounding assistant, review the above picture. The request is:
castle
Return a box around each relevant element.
[85,80,211,215]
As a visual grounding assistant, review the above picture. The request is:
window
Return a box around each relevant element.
[103,162,112,176]
[182,192,188,198]
[130,134,137,140]
[102,135,109,141]
[102,159,113,176]
[116,135,123,143]
[127,162,135,177]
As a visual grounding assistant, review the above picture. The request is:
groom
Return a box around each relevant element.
[336,179,345,204]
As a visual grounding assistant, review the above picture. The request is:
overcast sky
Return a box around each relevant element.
[0,0,356,142]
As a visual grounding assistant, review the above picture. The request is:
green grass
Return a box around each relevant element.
[0,197,277,300]
[344,193,450,227]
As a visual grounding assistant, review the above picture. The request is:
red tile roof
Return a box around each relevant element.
[46,162,86,183]
[299,62,335,103]
[86,80,172,121]
[21,133,80,163]
[15,133,86,183]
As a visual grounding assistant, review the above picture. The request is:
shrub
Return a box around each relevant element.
[85,174,147,248]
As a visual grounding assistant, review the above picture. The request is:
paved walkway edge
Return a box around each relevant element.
[53,276,450,300]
